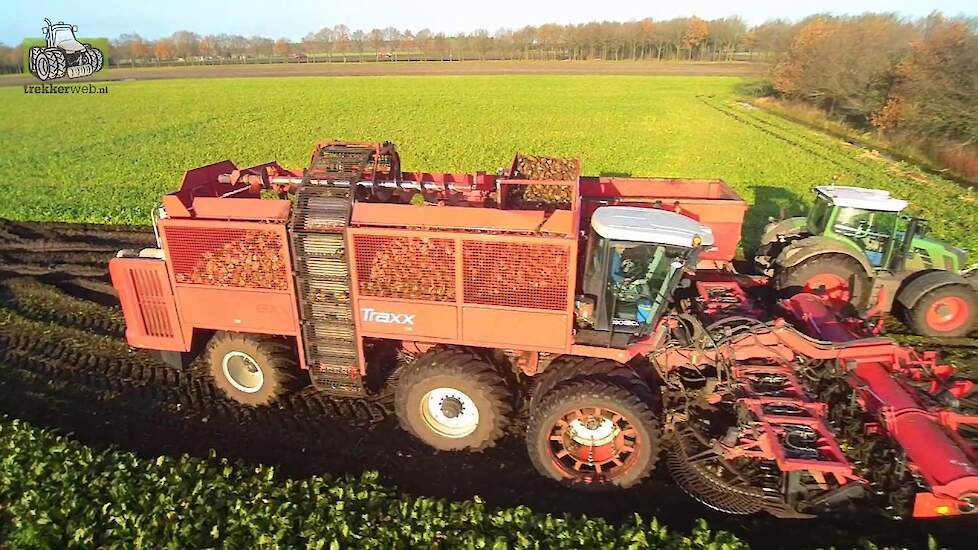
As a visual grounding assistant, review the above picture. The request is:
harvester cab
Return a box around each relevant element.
[576,206,713,342]
[757,185,978,336]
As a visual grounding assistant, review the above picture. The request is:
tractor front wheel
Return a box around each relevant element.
[527,379,660,490]
[394,347,512,452]
[906,285,978,337]
[206,332,299,406]
[777,254,869,309]
[45,49,67,79]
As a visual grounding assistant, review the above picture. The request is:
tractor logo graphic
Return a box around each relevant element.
[28,19,104,81]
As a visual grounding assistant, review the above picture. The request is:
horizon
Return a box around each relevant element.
[2,0,975,45]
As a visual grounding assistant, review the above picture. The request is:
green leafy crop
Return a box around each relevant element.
[0,417,744,548]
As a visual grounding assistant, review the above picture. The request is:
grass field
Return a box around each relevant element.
[2,74,976,253]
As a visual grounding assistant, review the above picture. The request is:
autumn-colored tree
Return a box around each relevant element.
[273,38,291,56]
[154,39,174,61]
[683,17,709,60]
[874,16,978,143]
[198,36,215,58]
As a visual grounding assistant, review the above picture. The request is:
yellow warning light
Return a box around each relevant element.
[936,505,951,515]
[691,235,703,247]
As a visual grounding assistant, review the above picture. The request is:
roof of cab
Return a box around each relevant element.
[814,185,908,212]
[591,206,715,248]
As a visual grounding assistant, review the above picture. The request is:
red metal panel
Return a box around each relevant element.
[356,298,458,340]
[461,240,569,311]
[109,257,186,352]
[461,307,568,351]
[173,286,299,336]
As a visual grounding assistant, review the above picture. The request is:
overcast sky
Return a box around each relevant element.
[3,0,974,44]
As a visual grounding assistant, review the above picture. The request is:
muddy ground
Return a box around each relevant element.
[0,219,975,549]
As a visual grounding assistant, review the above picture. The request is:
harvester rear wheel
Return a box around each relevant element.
[394,347,512,452]
[777,254,869,309]
[206,332,299,406]
[906,285,978,337]
[527,379,660,490]
[530,357,651,410]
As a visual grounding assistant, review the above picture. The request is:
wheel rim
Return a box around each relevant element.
[547,406,640,483]
[221,351,264,393]
[420,387,480,438]
[925,296,970,332]
[804,273,851,304]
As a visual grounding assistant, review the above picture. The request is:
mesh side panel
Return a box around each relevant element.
[165,226,288,290]
[462,241,569,311]
[353,235,455,302]
[130,267,174,338]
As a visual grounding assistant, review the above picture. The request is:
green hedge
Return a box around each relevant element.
[0,418,745,548]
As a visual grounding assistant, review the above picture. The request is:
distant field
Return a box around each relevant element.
[2,74,976,252]
[0,60,763,85]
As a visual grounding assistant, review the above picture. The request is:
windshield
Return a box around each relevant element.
[50,27,79,47]
[606,242,687,331]
[807,197,832,233]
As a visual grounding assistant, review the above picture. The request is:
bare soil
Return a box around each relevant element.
[1,60,764,86]
[0,219,974,549]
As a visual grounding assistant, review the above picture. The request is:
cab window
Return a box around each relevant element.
[607,243,683,329]
[832,207,898,266]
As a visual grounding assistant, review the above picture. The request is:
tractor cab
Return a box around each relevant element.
[43,20,85,53]
[810,186,965,274]
[575,207,714,347]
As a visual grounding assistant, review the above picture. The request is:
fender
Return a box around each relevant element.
[775,236,876,276]
[895,270,975,309]
[759,216,808,246]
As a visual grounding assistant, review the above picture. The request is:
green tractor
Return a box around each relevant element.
[755,186,978,337]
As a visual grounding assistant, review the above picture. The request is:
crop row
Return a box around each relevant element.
[0,417,745,549]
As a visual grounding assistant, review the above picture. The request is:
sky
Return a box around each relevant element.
[2,0,975,45]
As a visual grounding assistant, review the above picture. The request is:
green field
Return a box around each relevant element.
[2,75,976,252]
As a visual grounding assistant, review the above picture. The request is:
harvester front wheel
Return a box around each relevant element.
[394,347,512,452]
[906,285,978,337]
[206,332,299,406]
[777,254,869,309]
[527,379,660,490]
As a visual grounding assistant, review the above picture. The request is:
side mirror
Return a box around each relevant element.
[72,25,79,32]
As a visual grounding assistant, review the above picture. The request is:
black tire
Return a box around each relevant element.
[206,331,299,406]
[776,254,869,309]
[45,49,67,79]
[394,347,512,452]
[34,51,51,81]
[527,379,660,490]
[530,356,651,410]
[84,46,104,71]
[28,47,41,75]
[905,285,978,338]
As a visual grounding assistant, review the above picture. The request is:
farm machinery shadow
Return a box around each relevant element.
[0,219,975,549]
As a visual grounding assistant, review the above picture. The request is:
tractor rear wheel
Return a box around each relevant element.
[777,254,869,309]
[394,347,512,452]
[45,49,67,79]
[906,285,978,337]
[85,46,104,71]
[206,332,299,406]
[527,378,660,490]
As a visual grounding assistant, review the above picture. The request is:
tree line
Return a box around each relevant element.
[770,13,977,179]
